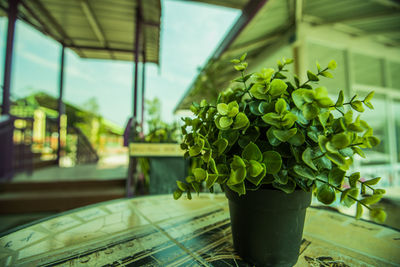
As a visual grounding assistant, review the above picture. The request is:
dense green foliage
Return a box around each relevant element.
[174,54,386,223]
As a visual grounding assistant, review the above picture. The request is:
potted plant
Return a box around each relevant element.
[173,54,386,266]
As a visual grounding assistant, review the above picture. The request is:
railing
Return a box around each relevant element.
[70,126,99,164]
[0,115,15,180]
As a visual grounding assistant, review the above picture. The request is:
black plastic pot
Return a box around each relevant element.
[225,186,312,267]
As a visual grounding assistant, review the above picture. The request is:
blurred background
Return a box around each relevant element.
[0,0,399,233]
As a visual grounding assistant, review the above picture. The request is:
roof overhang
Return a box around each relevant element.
[0,0,161,63]
[174,0,400,112]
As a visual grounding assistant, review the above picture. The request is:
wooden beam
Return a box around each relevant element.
[312,11,400,26]
[79,0,116,59]
[79,0,105,46]
[29,0,74,46]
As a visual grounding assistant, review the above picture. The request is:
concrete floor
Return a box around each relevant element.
[12,151,129,182]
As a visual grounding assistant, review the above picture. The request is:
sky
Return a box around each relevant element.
[0,0,240,127]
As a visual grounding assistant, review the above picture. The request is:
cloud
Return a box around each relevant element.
[19,50,95,82]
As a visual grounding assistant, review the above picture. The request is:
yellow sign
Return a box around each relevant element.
[129,143,184,157]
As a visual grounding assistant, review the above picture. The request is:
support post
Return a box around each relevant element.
[133,6,141,118]
[0,0,19,181]
[141,57,146,132]
[126,4,142,198]
[56,45,65,165]
[2,0,19,115]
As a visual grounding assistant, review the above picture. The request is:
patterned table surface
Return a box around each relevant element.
[0,194,399,266]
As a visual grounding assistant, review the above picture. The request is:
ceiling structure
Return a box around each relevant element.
[173,0,249,9]
[0,0,162,63]
[174,0,400,112]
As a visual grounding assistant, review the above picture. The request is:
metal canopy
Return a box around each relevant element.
[0,0,161,63]
[174,0,249,9]
[174,0,400,111]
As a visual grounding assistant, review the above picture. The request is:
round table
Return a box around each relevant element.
[0,194,399,266]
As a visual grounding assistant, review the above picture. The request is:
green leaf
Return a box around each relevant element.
[370,208,386,223]
[213,138,228,155]
[331,133,350,149]
[363,91,374,103]
[173,189,183,200]
[315,97,333,108]
[227,101,239,117]
[328,167,345,186]
[292,89,307,109]
[240,52,247,61]
[193,168,208,182]
[186,176,195,183]
[177,181,188,191]
[302,147,317,171]
[302,103,319,120]
[320,71,333,78]
[356,203,363,219]
[273,128,297,142]
[258,101,274,114]
[273,170,288,185]
[328,60,337,70]
[266,127,281,146]
[230,59,240,64]
[364,177,381,186]
[217,103,229,115]
[191,182,200,193]
[318,135,328,152]
[288,130,305,146]
[219,116,233,128]
[275,98,287,114]
[326,152,346,167]
[206,174,219,189]
[349,172,360,187]
[269,79,288,96]
[364,102,374,109]
[248,160,264,177]
[275,72,287,79]
[352,146,365,158]
[234,64,246,71]
[366,136,380,147]
[272,179,295,193]
[294,75,300,87]
[285,58,294,64]
[189,138,204,156]
[202,150,211,163]
[316,61,321,71]
[250,84,269,100]
[263,151,282,174]
[315,155,332,169]
[361,194,383,205]
[261,113,281,128]
[232,112,249,129]
[249,101,263,115]
[340,187,358,207]
[247,163,266,186]
[220,130,239,146]
[242,142,262,161]
[281,112,298,128]
[227,182,245,196]
[351,101,365,112]
[375,189,386,194]
[307,70,319,81]
[231,155,246,170]
[317,184,336,204]
[208,158,218,174]
[277,60,283,70]
[293,165,315,180]
[227,167,246,185]
[335,90,344,107]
